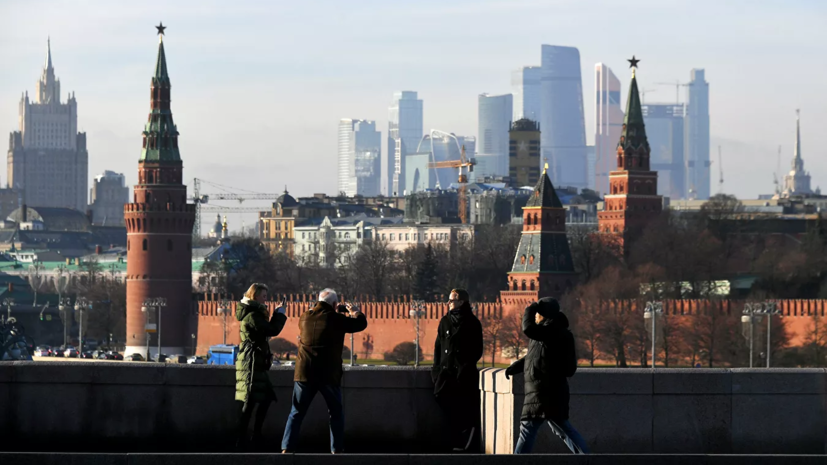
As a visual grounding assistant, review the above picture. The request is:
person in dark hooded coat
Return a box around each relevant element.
[431,288,483,452]
[505,297,589,454]
[234,283,287,449]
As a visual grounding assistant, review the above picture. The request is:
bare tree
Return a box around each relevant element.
[482,314,504,367]
[500,310,528,360]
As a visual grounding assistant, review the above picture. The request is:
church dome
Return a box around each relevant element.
[208,214,222,238]
[277,189,298,208]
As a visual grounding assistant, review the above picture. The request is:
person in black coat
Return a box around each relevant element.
[505,297,589,454]
[431,288,483,452]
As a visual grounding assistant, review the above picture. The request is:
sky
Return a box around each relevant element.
[1,0,825,232]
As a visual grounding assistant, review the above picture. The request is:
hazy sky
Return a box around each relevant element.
[1,0,825,231]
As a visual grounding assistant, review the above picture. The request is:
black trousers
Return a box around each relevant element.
[436,390,480,452]
[236,399,271,444]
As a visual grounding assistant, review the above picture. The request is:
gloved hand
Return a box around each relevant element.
[505,364,517,379]
[527,301,540,312]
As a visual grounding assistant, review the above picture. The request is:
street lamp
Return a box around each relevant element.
[409,300,425,368]
[743,302,781,368]
[191,333,196,356]
[74,297,91,355]
[1,298,13,326]
[644,301,663,369]
[141,297,167,361]
[58,297,72,347]
[217,301,231,345]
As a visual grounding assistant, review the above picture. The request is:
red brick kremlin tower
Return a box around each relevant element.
[597,56,662,252]
[124,24,196,356]
[500,165,577,314]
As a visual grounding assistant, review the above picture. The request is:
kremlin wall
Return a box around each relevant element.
[192,295,825,363]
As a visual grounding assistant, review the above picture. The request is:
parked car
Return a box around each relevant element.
[92,350,106,359]
[126,353,145,362]
[64,348,79,358]
[282,361,295,367]
[105,351,123,361]
[80,351,94,359]
[153,354,168,363]
[271,359,281,367]
[186,356,206,365]
[34,346,51,357]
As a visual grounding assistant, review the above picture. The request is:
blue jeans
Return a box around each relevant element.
[281,382,344,453]
[514,418,589,454]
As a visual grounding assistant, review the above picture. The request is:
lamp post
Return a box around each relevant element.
[644,301,663,369]
[74,297,91,355]
[2,298,14,326]
[217,301,230,345]
[409,300,425,368]
[743,302,780,368]
[141,297,167,360]
[191,333,196,356]
[58,297,72,347]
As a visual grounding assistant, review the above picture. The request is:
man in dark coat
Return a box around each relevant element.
[431,288,483,452]
[281,288,367,454]
[505,297,589,454]
[234,283,287,449]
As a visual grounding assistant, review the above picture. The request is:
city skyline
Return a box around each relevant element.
[1,0,825,220]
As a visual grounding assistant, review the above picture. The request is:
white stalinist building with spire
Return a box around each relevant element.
[7,38,88,212]
[779,110,818,198]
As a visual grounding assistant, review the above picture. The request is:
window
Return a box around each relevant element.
[142,239,147,251]
[405,233,409,241]
[390,233,395,241]
[520,255,526,264]
[167,239,173,251]
[529,255,535,265]
[127,240,130,251]
[344,232,350,239]
[302,232,305,239]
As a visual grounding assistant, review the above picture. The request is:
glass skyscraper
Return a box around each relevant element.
[685,69,710,200]
[512,66,541,122]
[594,63,624,196]
[540,45,588,189]
[643,104,685,199]
[387,91,423,196]
[338,119,381,197]
[477,93,513,178]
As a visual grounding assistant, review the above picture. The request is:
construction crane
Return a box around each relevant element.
[654,80,689,104]
[640,88,657,104]
[717,146,724,194]
[190,178,282,237]
[427,144,476,224]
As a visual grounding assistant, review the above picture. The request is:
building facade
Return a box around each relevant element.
[7,39,88,211]
[512,66,541,122]
[594,63,624,196]
[338,119,381,197]
[508,118,542,187]
[373,223,474,254]
[781,110,813,198]
[387,91,423,197]
[643,104,685,200]
[477,93,513,178]
[685,69,710,200]
[294,217,379,267]
[124,30,196,357]
[598,65,663,253]
[540,45,588,190]
[89,170,129,226]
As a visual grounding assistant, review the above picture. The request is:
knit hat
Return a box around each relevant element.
[451,288,470,302]
[537,297,560,318]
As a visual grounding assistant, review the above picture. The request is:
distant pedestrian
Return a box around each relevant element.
[235,283,287,450]
[281,289,367,454]
[432,288,483,452]
[505,297,589,454]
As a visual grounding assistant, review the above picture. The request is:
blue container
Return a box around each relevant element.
[208,344,238,366]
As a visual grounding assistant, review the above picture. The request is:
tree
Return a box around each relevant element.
[482,314,504,367]
[802,310,827,367]
[352,240,395,298]
[384,341,421,366]
[413,244,439,300]
[568,224,620,284]
[269,337,298,360]
[500,310,528,361]
[82,277,126,344]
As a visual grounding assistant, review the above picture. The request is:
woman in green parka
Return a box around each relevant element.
[234,283,287,449]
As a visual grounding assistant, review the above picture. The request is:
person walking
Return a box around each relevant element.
[505,297,589,454]
[431,288,483,452]
[234,283,287,450]
[281,288,367,454]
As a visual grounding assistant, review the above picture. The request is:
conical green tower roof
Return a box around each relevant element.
[618,70,649,153]
[140,36,180,163]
